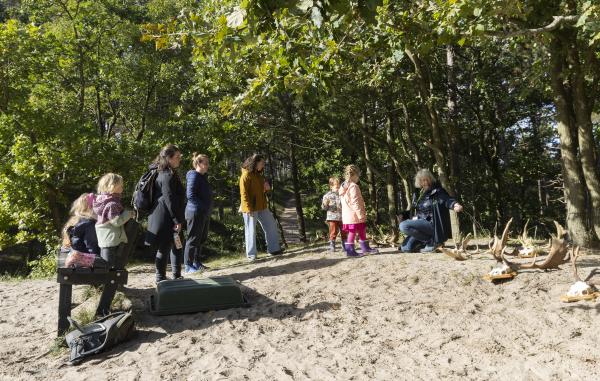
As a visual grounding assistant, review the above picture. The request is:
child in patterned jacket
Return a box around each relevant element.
[321,176,347,252]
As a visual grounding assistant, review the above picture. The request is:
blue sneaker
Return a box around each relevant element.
[184,264,199,274]
[193,262,210,271]
[420,244,440,253]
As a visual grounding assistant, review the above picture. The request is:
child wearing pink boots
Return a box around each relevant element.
[338,165,378,257]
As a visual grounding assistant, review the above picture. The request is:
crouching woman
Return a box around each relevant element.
[399,169,463,253]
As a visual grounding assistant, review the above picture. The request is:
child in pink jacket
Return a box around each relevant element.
[338,165,379,256]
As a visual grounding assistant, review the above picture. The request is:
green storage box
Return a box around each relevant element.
[149,276,248,315]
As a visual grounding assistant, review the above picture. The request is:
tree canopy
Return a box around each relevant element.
[1,0,599,260]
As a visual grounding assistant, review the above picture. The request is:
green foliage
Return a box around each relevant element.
[2,0,600,273]
[27,251,56,279]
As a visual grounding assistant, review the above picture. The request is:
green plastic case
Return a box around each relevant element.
[149,276,247,315]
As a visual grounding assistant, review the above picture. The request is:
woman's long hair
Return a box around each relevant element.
[61,193,96,247]
[241,154,265,173]
[155,144,180,171]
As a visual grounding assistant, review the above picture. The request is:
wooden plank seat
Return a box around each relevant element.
[56,267,128,336]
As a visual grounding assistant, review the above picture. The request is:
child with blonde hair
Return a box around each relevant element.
[92,173,139,316]
[339,165,378,256]
[61,193,101,268]
[321,176,346,252]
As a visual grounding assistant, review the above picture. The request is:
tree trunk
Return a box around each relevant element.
[384,113,399,242]
[46,184,64,234]
[386,161,399,243]
[289,137,306,243]
[402,178,412,212]
[137,76,158,142]
[567,37,600,240]
[361,111,377,209]
[446,45,461,194]
[406,48,461,240]
[549,33,593,246]
[446,45,462,241]
[280,93,307,243]
[399,102,423,170]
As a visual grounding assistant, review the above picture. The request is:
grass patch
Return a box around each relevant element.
[204,251,245,268]
[49,336,68,357]
[73,306,97,327]
[80,285,101,301]
[0,273,26,282]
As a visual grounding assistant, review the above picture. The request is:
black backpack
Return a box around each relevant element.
[132,167,158,218]
[65,312,135,365]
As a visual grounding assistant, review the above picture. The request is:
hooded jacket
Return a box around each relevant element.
[339,181,366,225]
[68,218,100,255]
[93,194,133,248]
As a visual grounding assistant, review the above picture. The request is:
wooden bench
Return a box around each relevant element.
[56,267,128,336]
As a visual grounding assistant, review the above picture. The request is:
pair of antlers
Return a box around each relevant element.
[490,218,571,271]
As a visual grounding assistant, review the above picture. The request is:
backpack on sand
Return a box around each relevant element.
[65,311,135,365]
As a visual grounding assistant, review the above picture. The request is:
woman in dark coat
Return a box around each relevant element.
[145,144,186,282]
[399,169,463,253]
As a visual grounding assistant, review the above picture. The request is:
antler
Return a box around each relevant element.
[503,222,570,271]
[571,246,582,282]
[459,233,472,251]
[520,219,530,243]
[441,233,475,261]
[553,220,567,239]
[490,218,513,262]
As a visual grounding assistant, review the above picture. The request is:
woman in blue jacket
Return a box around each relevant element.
[184,153,213,273]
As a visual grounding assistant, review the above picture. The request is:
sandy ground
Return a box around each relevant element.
[1,245,599,381]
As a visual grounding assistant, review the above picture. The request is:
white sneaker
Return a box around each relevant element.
[247,256,256,262]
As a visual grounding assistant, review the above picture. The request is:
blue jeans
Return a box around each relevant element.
[399,219,434,246]
[243,209,281,258]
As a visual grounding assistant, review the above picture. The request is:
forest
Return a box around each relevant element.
[1,0,600,275]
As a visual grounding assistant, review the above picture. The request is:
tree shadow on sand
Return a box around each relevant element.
[225,256,347,282]
[122,283,341,335]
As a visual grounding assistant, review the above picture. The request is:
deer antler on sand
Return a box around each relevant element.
[511,219,545,258]
[560,247,600,302]
[502,221,570,271]
[440,233,479,261]
[482,218,518,282]
[489,218,513,263]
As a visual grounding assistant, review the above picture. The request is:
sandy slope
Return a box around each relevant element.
[1,246,599,381]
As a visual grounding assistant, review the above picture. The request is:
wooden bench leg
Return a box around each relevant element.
[57,283,73,336]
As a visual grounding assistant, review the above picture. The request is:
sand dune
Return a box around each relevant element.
[1,246,599,380]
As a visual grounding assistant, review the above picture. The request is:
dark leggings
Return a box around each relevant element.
[149,233,183,282]
[96,220,139,316]
[184,209,210,266]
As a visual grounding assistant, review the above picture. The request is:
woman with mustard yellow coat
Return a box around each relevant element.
[239,154,283,261]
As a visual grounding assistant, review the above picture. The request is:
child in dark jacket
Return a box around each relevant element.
[61,193,101,268]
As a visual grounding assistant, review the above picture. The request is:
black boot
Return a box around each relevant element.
[155,255,167,283]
